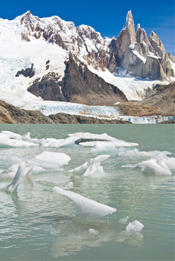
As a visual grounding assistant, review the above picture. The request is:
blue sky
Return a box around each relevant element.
[1,0,175,54]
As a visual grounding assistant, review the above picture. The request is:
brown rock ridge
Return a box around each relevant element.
[0,100,53,123]
[140,81,175,115]
[116,81,175,116]
[0,100,130,124]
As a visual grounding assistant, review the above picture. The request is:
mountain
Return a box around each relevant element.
[114,11,174,80]
[0,10,174,119]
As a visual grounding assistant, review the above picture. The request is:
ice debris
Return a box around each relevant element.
[53,186,117,217]
[69,155,110,177]
[119,216,129,224]
[126,220,144,233]
[31,151,71,169]
[123,157,175,175]
[7,162,32,192]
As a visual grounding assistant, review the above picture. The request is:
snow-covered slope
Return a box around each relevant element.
[0,11,174,115]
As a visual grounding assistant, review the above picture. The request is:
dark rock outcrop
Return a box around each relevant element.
[16,64,35,78]
[28,72,65,101]
[61,55,127,105]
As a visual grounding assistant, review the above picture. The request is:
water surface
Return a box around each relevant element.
[0,124,174,261]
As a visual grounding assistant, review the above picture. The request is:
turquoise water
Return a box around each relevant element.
[0,124,174,261]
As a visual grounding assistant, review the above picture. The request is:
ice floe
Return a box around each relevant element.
[31,151,71,169]
[126,220,144,233]
[123,157,175,175]
[118,148,171,159]
[69,132,138,147]
[53,186,117,217]
[0,131,38,147]
[69,155,110,177]
[0,131,138,150]
[7,162,32,192]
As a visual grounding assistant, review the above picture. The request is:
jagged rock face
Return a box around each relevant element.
[115,11,136,64]
[28,72,65,101]
[20,11,113,71]
[149,31,166,58]
[168,53,175,63]
[61,55,127,105]
[136,25,153,56]
[16,64,35,78]
[27,55,127,105]
[114,11,174,80]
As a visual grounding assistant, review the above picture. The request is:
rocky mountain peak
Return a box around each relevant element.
[126,10,134,25]
[20,10,39,26]
[114,11,175,80]
[149,31,166,58]
[136,24,153,56]
[115,10,137,64]
[125,10,136,43]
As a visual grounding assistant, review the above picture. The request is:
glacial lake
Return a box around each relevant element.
[0,124,174,261]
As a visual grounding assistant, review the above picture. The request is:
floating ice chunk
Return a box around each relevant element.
[83,160,104,177]
[32,151,71,169]
[119,216,129,224]
[2,163,45,179]
[69,132,138,147]
[0,183,8,190]
[1,131,22,139]
[80,140,138,148]
[119,148,171,159]
[126,220,144,233]
[91,141,117,153]
[7,162,32,192]
[92,155,110,162]
[0,131,38,147]
[69,155,110,177]
[41,136,77,148]
[68,161,89,173]
[53,186,117,217]
[123,157,175,175]
[65,182,74,190]
[31,165,46,174]
[88,228,99,236]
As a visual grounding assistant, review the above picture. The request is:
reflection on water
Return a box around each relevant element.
[51,216,144,258]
